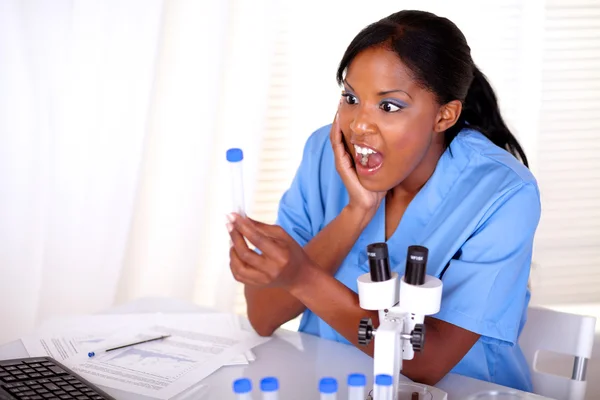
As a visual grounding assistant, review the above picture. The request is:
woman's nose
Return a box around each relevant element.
[349,106,377,137]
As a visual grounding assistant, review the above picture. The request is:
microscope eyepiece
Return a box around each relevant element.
[405,245,428,286]
[367,242,388,260]
[367,242,392,282]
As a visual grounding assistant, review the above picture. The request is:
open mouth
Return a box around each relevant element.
[353,144,384,172]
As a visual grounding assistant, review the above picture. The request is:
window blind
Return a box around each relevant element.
[233,8,292,315]
[529,0,600,305]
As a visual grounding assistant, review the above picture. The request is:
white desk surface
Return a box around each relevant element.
[0,297,552,400]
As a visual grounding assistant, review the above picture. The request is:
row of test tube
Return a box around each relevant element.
[233,373,394,400]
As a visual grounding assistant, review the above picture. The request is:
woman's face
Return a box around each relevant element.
[339,46,451,193]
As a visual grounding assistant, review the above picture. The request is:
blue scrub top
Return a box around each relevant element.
[275,124,541,391]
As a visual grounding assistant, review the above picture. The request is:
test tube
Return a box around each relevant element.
[373,374,393,400]
[226,148,246,216]
[347,373,366,400]
[319,377,338,400]
[233,377,252,400]
[260,376,279,400]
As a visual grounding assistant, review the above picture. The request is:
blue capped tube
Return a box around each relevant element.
[347,373,366,400]
[226,148,245,217]
[233,377,252,400]
[319,377,338,400]
[374,374,393,400]
[260,376,279,400]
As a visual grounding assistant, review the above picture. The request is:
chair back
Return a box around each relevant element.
[519,306,596,400]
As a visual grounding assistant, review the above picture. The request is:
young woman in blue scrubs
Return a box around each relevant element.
[226,10,540,391]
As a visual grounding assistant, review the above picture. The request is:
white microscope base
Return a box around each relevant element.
[392,382,448,400]
[367,381,448,400]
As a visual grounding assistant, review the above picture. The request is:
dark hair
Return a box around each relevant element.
[336,10,529,168]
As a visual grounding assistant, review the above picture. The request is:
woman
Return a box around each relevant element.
[226,10,540,391]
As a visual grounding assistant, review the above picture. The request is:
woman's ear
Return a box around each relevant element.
[434,100,462,133]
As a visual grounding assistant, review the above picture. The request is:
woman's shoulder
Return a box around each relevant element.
[302,123,333,154]
[438,128,541,232]
[452,128,538,188]
[443,129,541,233]
[295,124,336,178]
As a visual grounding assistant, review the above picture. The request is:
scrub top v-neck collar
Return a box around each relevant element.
[355,140,471,277]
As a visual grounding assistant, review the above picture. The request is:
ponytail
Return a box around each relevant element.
[447,66,529,168]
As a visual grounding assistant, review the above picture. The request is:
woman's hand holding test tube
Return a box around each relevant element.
[227,212,313,290]
[226,147,315,290]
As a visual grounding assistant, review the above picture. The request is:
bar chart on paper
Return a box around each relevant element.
[101,347,196,376]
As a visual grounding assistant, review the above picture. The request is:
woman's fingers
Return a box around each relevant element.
[229,247,270,286]
[227,215,310,289]
[329,110,356,175]
[230,214,282,258]
[245,216,285,239]
[330,112,345,159]
[228,223,264,267]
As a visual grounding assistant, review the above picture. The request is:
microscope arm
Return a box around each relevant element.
[357,253,443,400]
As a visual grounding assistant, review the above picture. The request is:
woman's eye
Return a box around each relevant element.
[343,94,358,105]
[380,102,402,113]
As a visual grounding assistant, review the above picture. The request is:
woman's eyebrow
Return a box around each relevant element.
[378,88,413,100]
[343,79,355,92]
[343,79,412,100]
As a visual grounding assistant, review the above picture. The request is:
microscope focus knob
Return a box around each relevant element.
[358,318,374,346]
[410,324,425,352]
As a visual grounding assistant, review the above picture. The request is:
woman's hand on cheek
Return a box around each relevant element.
[227,213,312,290]
[330,107,386,216]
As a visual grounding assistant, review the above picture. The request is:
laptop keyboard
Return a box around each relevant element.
[0,357,114,400]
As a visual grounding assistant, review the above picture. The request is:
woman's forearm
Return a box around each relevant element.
[305,204,375,273]
[244,285,305,336]
[288,263,378,351]
[245,205,374,336]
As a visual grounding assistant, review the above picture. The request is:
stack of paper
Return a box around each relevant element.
[20,313,270,399]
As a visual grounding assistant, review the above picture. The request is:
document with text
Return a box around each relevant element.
[21,313,269,399]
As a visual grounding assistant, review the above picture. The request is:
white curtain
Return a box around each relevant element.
[0,0,164,344]
[0,0,277,345]
[116,0,278,312]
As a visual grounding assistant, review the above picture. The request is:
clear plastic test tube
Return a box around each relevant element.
[347,373,366,400]
[226,148,245,216]
[260,376,279,400]
[233,377,252,400]
[373,374,393,400]
[319,377,338,400]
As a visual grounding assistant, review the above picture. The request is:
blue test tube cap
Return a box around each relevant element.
[319,377,338,393]
[375,374,393,386]
[226,148,244,162]
[233,378,252,394]
[260,376,279,392]
[347,373,366,387]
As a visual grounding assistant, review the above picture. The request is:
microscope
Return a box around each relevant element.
[356,243,445,400]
